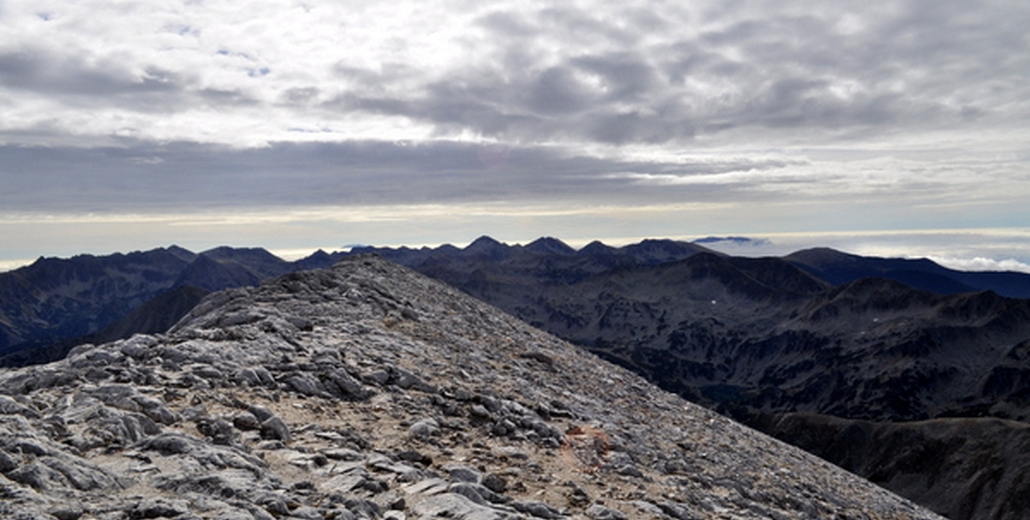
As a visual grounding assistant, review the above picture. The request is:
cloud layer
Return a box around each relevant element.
[2,0,1026,146]
[1,0,1028,265]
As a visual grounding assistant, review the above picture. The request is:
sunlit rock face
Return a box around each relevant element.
[0,255,940,520]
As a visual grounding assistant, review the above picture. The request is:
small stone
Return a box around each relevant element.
[233,412,262,431]
[482,473,508,494]
[585,504,628,520]
[396,449,432,466]
[50,506,85,520]
[247,405,275,422]
[469,404,492,419]
[196,417,237,445]
[260,416,291,443]
[364,369,391,385]
[512,500,564,519]
[443,464,481,483]
[290,506,325,520]
[567,484,591,507]
[407,418,440,439]
[128,498,189,520]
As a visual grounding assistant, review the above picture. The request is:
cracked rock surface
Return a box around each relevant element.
[0,255,942,519]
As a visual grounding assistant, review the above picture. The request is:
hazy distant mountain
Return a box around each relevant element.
[787,247,1030,298]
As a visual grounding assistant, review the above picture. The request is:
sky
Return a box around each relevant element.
[1,0,1029,272]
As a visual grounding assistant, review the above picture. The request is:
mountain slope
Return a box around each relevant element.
[402,249,1030,424]
[0,255,941,520]
[786,247,1030,299]
[0,246,305,364]
[352,242,1030,519]
[0,247,194,352]
[753,412,1030,520]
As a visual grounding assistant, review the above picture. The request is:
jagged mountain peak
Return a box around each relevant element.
[0,255,941,520]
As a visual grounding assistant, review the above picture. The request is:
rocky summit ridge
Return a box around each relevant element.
[0,255,941,520]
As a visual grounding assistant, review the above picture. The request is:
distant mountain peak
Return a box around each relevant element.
[623,238,713,263]
[578,240,615,255]
[524,236,576,255]
[165,244,198,262]
[463,236,510,259]
[466,235,504,248]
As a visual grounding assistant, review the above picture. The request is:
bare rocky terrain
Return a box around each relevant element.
[0,255,941,520]
[343,239,1030,520]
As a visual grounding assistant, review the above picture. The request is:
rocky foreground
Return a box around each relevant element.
[0,256,941,520]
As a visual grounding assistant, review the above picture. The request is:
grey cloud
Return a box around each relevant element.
[477,10,538,38]
[570,52,658,101]
[525,67,596,114]
[199,87,261,107]
[537,7,641,46]
[0,45,265,114]
[0,140,798,213]
[328,52,687,144]
[0,48,184,105]
[280,87,321,105]
[322,1,1028,145]
[1,0,1024,151]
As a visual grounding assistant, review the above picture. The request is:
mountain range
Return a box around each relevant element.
[0,245,305,365]
[3,236,1030,519]
[0,255,942,520]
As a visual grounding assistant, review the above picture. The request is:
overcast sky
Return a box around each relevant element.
[2,0,1029,271]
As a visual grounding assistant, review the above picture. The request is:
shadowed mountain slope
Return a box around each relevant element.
[363,244,1030,424]
[752,413,1030,520]
[1,246,306,364]
[787,248,1030,299]
[0,285,210,368]
[0,247,194,353]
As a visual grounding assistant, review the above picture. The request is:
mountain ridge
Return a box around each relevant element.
[4,238,1030,518]
[0,254,942,519]
[787,247,1030,298]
